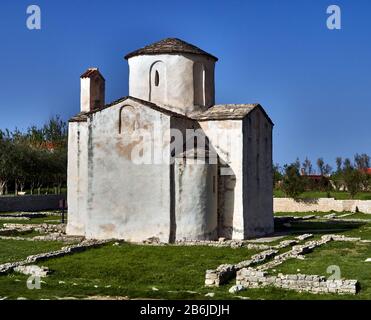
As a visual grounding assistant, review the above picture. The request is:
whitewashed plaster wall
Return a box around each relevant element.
[66,121,89,236]
[80,78,91,113]
[67,98,173,242]
[128,54,215,115]
[243,108,274,238]
[174,158,218,240]
[197,120,244,239]
[80,73,105,112]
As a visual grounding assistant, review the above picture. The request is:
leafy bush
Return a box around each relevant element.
[281,163,305,199]
[343,169,364,199]
[0,116,67,195]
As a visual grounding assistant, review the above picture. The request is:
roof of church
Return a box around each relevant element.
[69,112,89,122]
[69,96,189,122]
[190,104,273,124]
[124,38,218,61]
[69,98,273,125]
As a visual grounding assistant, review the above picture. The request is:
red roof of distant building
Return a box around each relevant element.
[43,141,56,151]
[364,168,371,175]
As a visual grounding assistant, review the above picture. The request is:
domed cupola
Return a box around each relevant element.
[125,38,218,115]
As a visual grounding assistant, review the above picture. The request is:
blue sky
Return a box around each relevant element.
[0,0,370,167]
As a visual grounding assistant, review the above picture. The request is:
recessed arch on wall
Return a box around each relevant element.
[118,104,135,134]
[149,61,166,104]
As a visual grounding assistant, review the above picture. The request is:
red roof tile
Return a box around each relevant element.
[80,68,105,80]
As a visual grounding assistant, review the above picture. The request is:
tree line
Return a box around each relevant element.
[0,116,67,196]
[274,154,371,199]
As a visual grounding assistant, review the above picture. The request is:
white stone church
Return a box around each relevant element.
[67,38,274,242]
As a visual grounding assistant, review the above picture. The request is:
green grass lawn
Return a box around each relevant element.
[274,211,371,220]
[274,189,371,200]
[0,215,63,228]
[269,241,371,299]
[341,212,371,220]
[275,218,371,239]
[0,239,65,264]
[1,238,369,300]
[0,244,261,300]
[0,216,370,300]
[275,211,331,218]
[275,219,364,232]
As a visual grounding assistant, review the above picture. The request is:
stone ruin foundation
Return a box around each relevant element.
[205,234,362,295]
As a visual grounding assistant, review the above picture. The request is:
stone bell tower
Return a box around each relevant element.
[125,38,218,115]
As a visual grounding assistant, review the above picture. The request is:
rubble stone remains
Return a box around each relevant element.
[0,211,366,297]
[0,239,110,275]
[205,234,362,295]
[14,265,50,278]
[236,269,358,295]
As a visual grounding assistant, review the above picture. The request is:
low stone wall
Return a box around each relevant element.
[204,238,307,287]
[274,198,371,214]
[0,223,83,243]
[236,269,358,295]
[205,234,364,295]
[0,195,66,213]
[205,249,280,287]
[0,239,109,274]
[1,223,66,233]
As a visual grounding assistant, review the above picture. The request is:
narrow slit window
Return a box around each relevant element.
[154,70,160,86]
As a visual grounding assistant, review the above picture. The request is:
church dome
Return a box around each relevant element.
[124,38,218,61]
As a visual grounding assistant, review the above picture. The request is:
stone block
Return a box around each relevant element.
[205,279,216,286]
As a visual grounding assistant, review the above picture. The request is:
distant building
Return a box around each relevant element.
[300,169,332,190]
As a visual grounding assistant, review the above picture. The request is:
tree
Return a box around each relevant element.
[343,158,352,170]
[317,158,325,175]
[42,115,67,149]
[42,116,68,194]
[281,163,305,199]
[335,157,342,173]
[354,154,371,192]
[0,115,68,196]
[0,132,13,195]
[28,148,45,195]
[343,167,363,199]
[50,147,67,194]
[273,164,283,188]
[302,157,313,175]
[354,153,370,170]
[26,125,44,149]
[323,164,333,176]
[11,142,30,194]
[362,174,371,192]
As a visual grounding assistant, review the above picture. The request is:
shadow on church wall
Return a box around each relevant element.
[217,158,235,239]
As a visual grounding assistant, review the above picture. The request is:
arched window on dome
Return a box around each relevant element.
[193,62,205,107]
[149,61,166,104]
[154,70,160,87]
